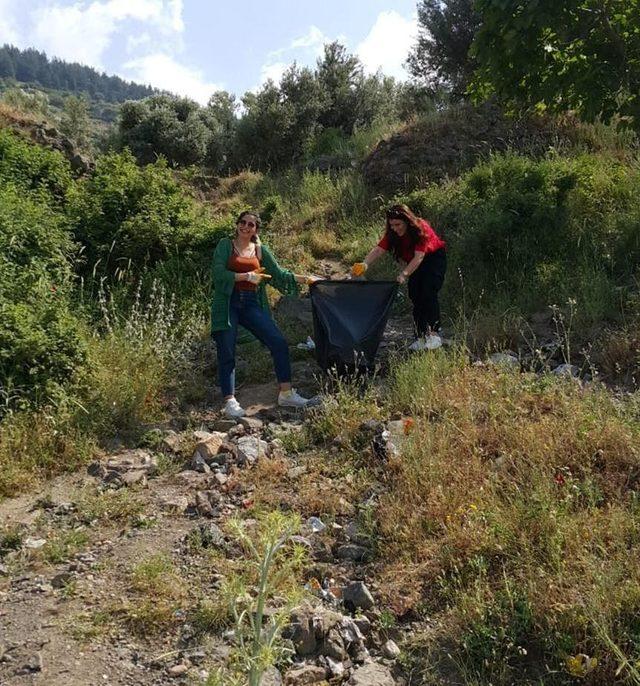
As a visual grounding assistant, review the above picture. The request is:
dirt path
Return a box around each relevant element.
[0,319,415,686]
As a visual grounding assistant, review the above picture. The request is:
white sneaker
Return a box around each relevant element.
[409,334,442,352]
[223,397,246,418]
[278,388,309,408]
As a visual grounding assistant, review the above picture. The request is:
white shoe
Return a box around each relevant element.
[409,334,442,352]
[223,397,246,418]
[278,388,309,408]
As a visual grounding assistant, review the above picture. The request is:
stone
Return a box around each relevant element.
[162,431,182,452]
[236,435,269,465]
[211,452,231,467]
[105,449,158,475]
[324,656,345,678]
[322,627,347,660]
[194,432,227,461]
[488,352,520,368]
[87,462,107,479]
[160,496,189,514]
[288,612,317,656]
[209,419,237,433]
[120,470,147,486]
[214,472,228,486]
[195,491,215,517]
[342,581,375,611]
[284,664,328,685]
[349,662,395,685]
[168,663,189,677]
[344,521,368,545]
[336,544,370,562]
[382,640,401,660]
[191,453,211,474]
[553,363,579,377]
[353,616,371,635]
[23,537,47,550]
[306,517,326,533]
[197,522,225,548]
[23,653,43,673]
[239,416,264,432]
[51,572,73,589]
[260,666,283,685]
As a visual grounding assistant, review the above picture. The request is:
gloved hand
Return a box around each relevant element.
[246,269,272,284]
[351,262,368,277]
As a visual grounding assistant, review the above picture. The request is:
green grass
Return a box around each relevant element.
[294,349,640,685]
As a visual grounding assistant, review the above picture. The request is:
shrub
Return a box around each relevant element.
[0,184,85,404]
[0,129,72,204]
[399,154,640,330]
[68,150,227,284]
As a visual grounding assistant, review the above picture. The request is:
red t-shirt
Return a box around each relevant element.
[377,219,446,263]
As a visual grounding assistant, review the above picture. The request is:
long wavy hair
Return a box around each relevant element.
[384,204,425,260]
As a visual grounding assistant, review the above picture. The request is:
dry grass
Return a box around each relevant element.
[0,406,94,499]
[374,353,640,684]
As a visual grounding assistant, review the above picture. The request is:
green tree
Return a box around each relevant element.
[472,0,640,126]
[118,95,213,167]
[316,42,363,133]
[60,95,90,148]
[407,0,480,96]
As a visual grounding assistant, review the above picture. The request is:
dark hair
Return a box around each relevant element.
[236,210,261,243]
[384,204,425,260]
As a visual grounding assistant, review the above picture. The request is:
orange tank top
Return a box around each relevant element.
[228,252,261,291]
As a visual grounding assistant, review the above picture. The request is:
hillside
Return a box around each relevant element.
[1,86,640,686]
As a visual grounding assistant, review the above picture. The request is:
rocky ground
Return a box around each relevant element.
[0,311,420,686]
[0,298,585,686]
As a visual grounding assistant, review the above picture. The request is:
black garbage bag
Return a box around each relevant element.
[310,280,398,373]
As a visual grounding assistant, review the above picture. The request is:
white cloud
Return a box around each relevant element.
[259,61,288,86]
[356,10,417,80]
[258,24,333,89]
[28,0,185,68]
[122,53,222,104]
[126,32,153,54]
[289,25,327,55]
[0,0,20,45]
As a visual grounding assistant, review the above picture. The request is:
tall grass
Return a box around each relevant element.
[310,351,640,685]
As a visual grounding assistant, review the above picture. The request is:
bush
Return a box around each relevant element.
[399,153,640,329]
[0,183,85,404]
[68,150,227,284]
[0,129,72,204]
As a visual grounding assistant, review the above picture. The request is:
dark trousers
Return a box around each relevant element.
[212,290,291,397]
[407,248,447,336]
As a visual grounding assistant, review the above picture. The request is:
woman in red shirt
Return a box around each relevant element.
[352,204,447,351]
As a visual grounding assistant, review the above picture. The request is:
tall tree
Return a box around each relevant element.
[60,95,90,148]
[407,0,480,96]
[472,0,640,126]
[316,42,363,133]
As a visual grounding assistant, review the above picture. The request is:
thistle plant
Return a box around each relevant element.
[222,512,307,686]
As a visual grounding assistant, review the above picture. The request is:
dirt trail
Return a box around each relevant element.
[0,318,415,686]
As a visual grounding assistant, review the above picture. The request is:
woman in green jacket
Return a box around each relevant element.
[211,211,317,418]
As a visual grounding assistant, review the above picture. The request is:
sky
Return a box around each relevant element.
[0,1,419,104]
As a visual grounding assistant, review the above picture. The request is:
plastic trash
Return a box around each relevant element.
[296,336,316,350]
[306,516,326,533]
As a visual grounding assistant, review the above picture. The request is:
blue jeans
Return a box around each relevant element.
[212,290,292,397]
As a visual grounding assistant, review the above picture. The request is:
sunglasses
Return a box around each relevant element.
[237,219,257,229]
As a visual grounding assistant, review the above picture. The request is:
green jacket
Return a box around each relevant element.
[210,237,300,334]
